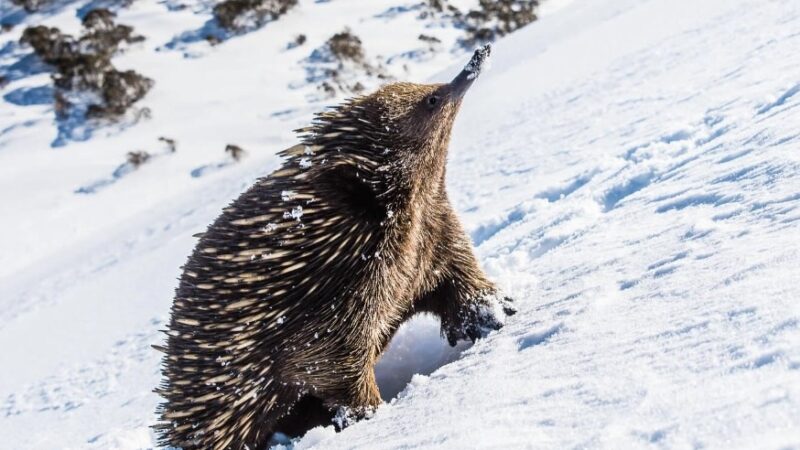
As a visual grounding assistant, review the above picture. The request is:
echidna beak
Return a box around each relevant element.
[451,43,491,99]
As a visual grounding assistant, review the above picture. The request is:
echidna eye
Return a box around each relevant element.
[427,95,439,108]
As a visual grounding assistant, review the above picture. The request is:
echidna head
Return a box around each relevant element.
[367,44,491,161]
[370,81,460,153]
[302,45,491,202]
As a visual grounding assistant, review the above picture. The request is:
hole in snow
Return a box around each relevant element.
[374,314,470,401]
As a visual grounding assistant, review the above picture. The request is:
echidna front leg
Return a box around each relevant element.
[417,275,516,346]
[416,219,516,346]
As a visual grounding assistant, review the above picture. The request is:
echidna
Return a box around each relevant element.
[154,44,513,450]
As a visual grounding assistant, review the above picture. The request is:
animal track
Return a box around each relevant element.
[518,323,564,350]
[608,112,734,213]
[652,265,677,278]
[757,83,800,115]
[190,160,234,178]
[1,325,159,417]
[718,148,753,163]
[529,236,567,259]
[471,205,528,246]
[712,164,761,184]
[660,129,693,144]
[647,251,689,271]
[726,307,756,320]
[712,208,743,221]
[731,350,786,372]
[535,170,597,203]
[600,170,656,211]
[655,193,742,213]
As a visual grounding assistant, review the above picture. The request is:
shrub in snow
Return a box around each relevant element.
[421,0,539,48]
[225,144,247,161]
[418,33,442,45]
[461,0,538,45]
[10,0,50,13]
[86,69,152,118]
[18,9,152,138]
[158,136,177,153]
[126,150,150,168]
[303,29,390,100]
[419,0,459,17]
[418,33,442,53]
[327,30,365,63]
[10,0,134,14]
[212,0,297,32]
[286,33,306,50]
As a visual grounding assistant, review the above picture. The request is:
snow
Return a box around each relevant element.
[2,0,800,448]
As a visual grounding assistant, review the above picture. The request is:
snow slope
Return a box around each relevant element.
[296,1,800,448]
[2,0,800,448]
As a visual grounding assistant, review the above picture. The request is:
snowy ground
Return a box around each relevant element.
[2,0,800,448]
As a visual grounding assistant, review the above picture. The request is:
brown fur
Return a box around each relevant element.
[154,49,512,450]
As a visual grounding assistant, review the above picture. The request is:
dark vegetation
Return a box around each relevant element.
[418,33,442,45]
[17,8,152,142]
[126,150,150,167]
[3,0,541,148]
[159,136,177,152]
[460,0,538,45]
[162,0,296,50]
[225,143,246,161]
[306,29,390,99]
[7,0,134,17]
[74,136,178,194]
[328,29,365,62]
[299,1,537,101]
[9,0,51,13]
[424,0,538,47]
[212,0,297,33]
[161,0,537,104]
[287,33,306,50]
[417,33,442,53]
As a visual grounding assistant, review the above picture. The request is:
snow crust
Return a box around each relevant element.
[1,0,799,448]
